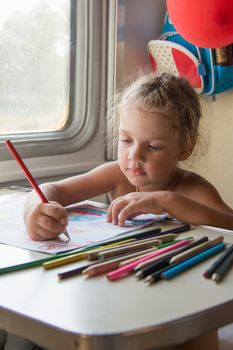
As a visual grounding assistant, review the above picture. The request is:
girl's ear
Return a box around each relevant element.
[178,138,195,161]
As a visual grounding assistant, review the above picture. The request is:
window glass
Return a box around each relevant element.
[0,0,108,181]
[0,0,70,134]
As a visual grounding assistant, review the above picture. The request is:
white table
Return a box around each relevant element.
[0,189,233,350]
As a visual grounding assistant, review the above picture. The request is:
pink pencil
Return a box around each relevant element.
[5,139,70,241]
[107,240,190,281]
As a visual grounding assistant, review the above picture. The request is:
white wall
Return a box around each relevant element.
[190,92,233,207]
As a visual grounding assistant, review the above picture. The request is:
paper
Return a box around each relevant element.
[0,192,166,254]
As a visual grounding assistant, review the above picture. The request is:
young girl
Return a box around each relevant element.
[4,73,231,350]
[24,73,233,241]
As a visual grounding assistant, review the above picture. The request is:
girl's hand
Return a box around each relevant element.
[24,201,68,241]
[107,192,166,226]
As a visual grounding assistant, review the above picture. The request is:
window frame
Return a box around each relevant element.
[0,0,112,184]
[0,0,107,159]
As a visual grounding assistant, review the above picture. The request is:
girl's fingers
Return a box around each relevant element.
[108,197,134,225]
[27,202,68,240]
[30,226,60,241]
[107,193,148,226]
[42,202,68,225]
[117,203,139,226]
[107,197,122,223]
[29,217,68,241]
[107,198,122,224]
[39,214,67,234]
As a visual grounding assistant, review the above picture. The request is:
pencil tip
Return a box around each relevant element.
[134,271,142,279]
[211,274,219,282]
[144,276,152,283]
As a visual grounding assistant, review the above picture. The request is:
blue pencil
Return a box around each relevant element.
[161,243,226,280]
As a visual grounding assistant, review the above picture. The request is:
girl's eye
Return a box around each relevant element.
[119,138,131,143]
[148,144,161,150]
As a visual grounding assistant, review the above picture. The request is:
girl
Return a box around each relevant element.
[4,73,230,350]
[24,73,233,240]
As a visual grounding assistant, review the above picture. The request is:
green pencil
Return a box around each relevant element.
[0,226,163,275]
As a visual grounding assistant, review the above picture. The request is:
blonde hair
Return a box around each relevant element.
[116,73,202,158]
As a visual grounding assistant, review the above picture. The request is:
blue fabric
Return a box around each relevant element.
[162,13,233,95]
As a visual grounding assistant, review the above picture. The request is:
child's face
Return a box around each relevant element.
[118,104,184,191]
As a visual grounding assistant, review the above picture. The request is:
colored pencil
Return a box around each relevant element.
[85,238,153,261]
[123,233,178,245]
[0,237,158,275]
[126,223,190,242]
[212,245,233,282]
[97,238,162,260]
[135,237,210,280]
[144,260,182,284]
[87,222,189,249]
[5,139,70,241]
[96,233,179,261]
[96,226,161,245]
[82,248,155,277]
[203,243,233,279]
[43,252,86,269]
[85,238,137,260]
[169,236,224,264]
[112,247,161,268]
[0,255,69,275]
[146,233,178,243]
[59,247,158,279]
[119,240,180,267]
[161,243,226,280]
[134,236,207,274]
[159,223,191,235]
[145,242,226,284]
[43,238,136,269]
[107,239,190,281]
[58,263,94,279]
[135,255,171,279]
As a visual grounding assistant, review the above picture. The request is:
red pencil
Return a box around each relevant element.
[6,140,48,203]
[5,140,70,241]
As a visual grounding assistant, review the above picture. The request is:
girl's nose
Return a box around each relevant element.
[128,145,144,161]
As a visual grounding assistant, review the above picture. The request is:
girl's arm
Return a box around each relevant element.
[161,191,233,230]
[107,190,233,231]
[24,161,123,240]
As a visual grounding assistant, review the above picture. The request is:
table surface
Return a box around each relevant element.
[0,189,233,350]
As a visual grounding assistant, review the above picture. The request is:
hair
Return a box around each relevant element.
[107,73,202,158]
[106,72,204,161]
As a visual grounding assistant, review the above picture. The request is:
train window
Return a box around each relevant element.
[0,0,71,135]
[0,0,109,183]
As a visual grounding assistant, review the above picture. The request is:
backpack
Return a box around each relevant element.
[147,13,233,96]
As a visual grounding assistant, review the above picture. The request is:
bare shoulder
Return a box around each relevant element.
[101,162,135,200]
[91,161,124,179]
[178,168,233,212]
[90,161,133,194]
[93,162,136,200]
[178,168,219,195]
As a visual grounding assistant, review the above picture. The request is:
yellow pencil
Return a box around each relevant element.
[43,238,135,269]
[43,252,86,269]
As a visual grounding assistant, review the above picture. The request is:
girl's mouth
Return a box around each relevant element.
[127,167,146,176]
